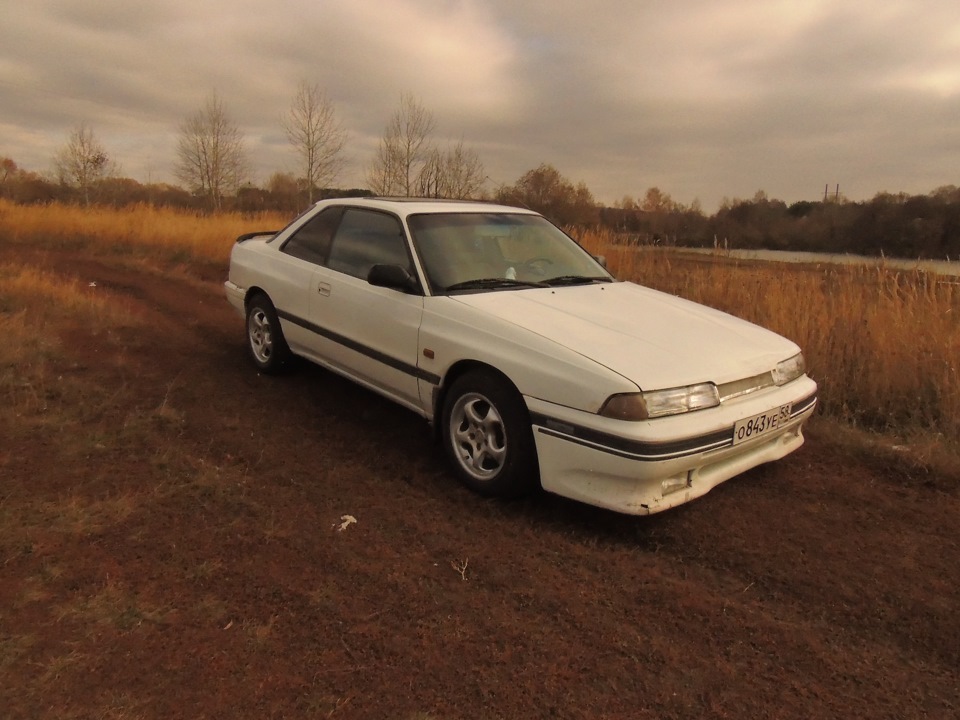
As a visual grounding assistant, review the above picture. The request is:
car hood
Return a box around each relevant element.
[451,282,799,390]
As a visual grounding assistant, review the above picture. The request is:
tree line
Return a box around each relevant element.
[2,84,960,259]
[602,187,960,260]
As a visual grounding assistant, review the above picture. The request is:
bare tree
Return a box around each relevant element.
[175,92,247,211]
[367,93,436,196]
[282,81,346,204]
[416,149,445,199]
[53,123,113,206]
[417,140,486,199]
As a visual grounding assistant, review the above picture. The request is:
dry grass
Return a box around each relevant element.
[0,198,288,263]
[0,255,257,719]
[579,228,960,448]
[0,262,135,419]
[0,261,131,322]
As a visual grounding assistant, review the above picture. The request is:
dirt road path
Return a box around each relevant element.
[2,246,958,719]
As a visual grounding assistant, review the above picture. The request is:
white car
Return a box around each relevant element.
[225,198,817,515]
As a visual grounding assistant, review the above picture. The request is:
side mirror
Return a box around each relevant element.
[368,264,419,293]
[594,254,607,268]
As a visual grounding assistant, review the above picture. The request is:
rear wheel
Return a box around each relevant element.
[441,369,539,497]
[245,294,291,373]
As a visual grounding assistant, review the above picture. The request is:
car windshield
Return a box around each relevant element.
[407,212,613,293]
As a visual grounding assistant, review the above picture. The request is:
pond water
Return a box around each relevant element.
[670,247,960,277]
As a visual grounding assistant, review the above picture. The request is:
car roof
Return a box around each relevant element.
[311,196,540,219]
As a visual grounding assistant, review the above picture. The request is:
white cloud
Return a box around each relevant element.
[1,0,959,208]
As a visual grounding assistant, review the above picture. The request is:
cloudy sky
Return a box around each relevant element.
[2,0,958,210]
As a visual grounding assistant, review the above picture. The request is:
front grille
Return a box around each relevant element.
[717,371,776,401]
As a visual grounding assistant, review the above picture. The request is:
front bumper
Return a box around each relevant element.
[526,376,818,515]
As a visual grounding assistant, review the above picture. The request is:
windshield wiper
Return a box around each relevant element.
[543,275,611,286]
[444,277,549,292]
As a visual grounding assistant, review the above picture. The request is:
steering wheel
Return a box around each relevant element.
[521,256,554,276]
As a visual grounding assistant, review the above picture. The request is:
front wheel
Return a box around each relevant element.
[245,294,291,373]
[441,370,539,497]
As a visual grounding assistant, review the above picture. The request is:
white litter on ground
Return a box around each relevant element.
[334,515,357,532]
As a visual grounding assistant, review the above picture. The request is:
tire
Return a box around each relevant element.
[441,369,539,497]
[245,293,291,374]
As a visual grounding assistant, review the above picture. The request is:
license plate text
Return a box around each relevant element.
[733,404,792,446]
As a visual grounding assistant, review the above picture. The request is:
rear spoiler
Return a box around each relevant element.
[235,230,280,243]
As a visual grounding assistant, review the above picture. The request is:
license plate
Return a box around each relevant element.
[733,404,792,446]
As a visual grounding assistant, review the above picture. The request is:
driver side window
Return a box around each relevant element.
[327,209,412,280]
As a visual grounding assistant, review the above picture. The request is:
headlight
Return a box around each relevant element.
[773,353,805,386]
[600,382,720,421]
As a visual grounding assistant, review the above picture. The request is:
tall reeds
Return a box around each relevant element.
[0,198,289,263]
[580,228,960,444]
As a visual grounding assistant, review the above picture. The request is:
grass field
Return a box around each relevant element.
[0,198,288,263]
[3,198,958,456]
[2,200,959,718]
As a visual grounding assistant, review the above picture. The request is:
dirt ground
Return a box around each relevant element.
[1,244,958,719]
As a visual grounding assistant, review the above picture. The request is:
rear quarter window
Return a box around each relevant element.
[280,207,344,266]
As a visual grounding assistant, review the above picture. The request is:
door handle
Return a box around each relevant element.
[317,282,331,297]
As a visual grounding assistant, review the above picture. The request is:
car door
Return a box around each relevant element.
[272,206,344,357]
[307,207,426,413]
